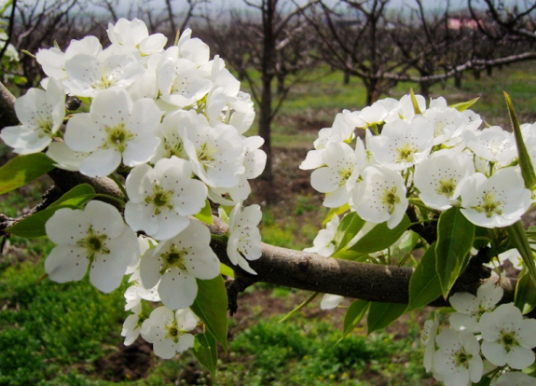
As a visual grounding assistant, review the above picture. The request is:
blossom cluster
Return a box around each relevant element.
[421,280,536,386]
[301,94,533,229]
[1,18,265,358]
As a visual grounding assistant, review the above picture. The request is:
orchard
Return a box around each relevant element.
[0,17,535,386]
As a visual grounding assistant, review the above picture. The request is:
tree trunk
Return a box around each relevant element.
[259,74,273,182]
[454,73,462,89]
[486,66,493,76]
[472,68,481,80]
[277,73,285,96]
[419,80,430,101]
[343,69,350,85]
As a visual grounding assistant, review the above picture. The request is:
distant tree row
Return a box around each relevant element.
[1,0,536,178]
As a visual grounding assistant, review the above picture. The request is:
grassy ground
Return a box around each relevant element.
[1,62,535,385]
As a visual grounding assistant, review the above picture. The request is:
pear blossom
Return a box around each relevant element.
[421,314,440,373]
[177,28,210,66]
[157,57,212,108]
[311,140,366,207]
[449,279,504,333]
[179,111,245,188]
[320,294,344,310]
[46,142,89,172]
[491,372,536,386]
[44,200,140,293]
[64,87,161,177]
[459,168,532,228]
[463,126,517,166]
[107,18,167,56]
[424,105,470,145]
[36,36,103,80]
[140,221,220,310]
[122,303,144,346]
[63,50,144,97]
[480,303,536,370]
[351,165,408,229]
[124,156,208,240]
[385,93,426,122]
[304,214,339,257]
[226,203,263,275]
[414,149,475,211]
[368,116,434,170]
[1,78,65,154]
[141,306,198,359]
[432,329,483,386]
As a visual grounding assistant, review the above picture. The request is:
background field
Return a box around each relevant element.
[1,62,535,385]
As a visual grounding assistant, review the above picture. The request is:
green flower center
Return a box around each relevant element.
[165,319,187,344]
[160,244,187,275]
[396,143,416,163]
[77,226,110,262]
[104,124,134,153]
[197,142,217,170]
[455,349,472,368]
[475,192,503,218]
[338,168,353,186]
[145,185,174,215]
[382,187,400,214]
[436,177,456,197]
[163,138,186,159]
[500,331,518,352]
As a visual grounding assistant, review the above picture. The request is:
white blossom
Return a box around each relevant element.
[1,78,65,154]
[44,201,140,293]
[125,156,207,240]
[141,306,198,359]
[459,168,532,228]
[421,314,440,372]
[303,214,339,257]
[414,149,475,211]
[351,165,408,229]
[480,303,536,370]
[107,18,167,56]
[432,329,483,386]
[122,303,143,346]
[64,87,161,177]
[491,372,536,386]
[320,294,344,310]
[449,279,504,333]
[226,203,262,275]
[463,126,517,166]
[140,221,220,310]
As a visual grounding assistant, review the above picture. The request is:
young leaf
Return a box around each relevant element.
[220,263,235,278]
[333,212,365,252]
[338,299,369,343]
[367,302,406,334]
[349,215,410,254]
[435,207,475,299]
[514,270,536,314]
[504,91,536,190]
[49,183,95,207]
[0,153,55,195]
[449,97,479,112]
[407,242,442,311]
[193,330,218,376]
[507,220,536,285]
[194,199,213,225]
[410,88,423,115]
[191,276,228,351]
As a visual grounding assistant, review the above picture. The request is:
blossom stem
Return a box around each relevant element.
[94,193,125,208]
[109,173,129,201]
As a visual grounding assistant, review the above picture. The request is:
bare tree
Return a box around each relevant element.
[204,1,318,182]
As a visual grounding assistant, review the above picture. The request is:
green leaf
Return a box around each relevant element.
[194,199,213,225]
[7,205,78,238]
[472,376,492,386]
[279,292,319,323]
[50,183,95,207]
[322,203,350,226]
[407,242,442,311]
[220,263,234,278]
[332,249,369,262]
[338,299,369,343]
[7,184,96,238]
[504,91,536,190]
[367,302,407,334]
[334,212,365,252]
[449,97,479,112]
[435,207,475,299]
[0,153,55,195]
[349,215,410,254]
[191,276,228,351]
[193,330,218,376]
[410,88,423,115]
[507,220,536,285]
[515,269,536,314]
